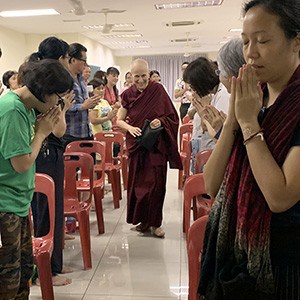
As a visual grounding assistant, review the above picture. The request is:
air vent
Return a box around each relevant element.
[171,38,197,43]
[166,20,201,27]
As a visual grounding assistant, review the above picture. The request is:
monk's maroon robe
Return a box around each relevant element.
[121,81,182,227]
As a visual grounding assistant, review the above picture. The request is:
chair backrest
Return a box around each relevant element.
[33,173,55,240]
[64,152,94,201]
[94,131,124,164]
[187,215,208,300]
[179,123,193,151]
[65,140,105,180]
[194,149,213,174]
[182,114,191,124]
[184,174,209,234]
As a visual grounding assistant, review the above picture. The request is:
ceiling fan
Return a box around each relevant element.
[68,0,126,16]
[183,32,192,57]
[100,12,135,34]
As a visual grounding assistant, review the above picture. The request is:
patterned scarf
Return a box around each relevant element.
[199,65,300,298]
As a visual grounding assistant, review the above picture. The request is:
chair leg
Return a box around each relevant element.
[110,170,120,209]
[36,253,54,300]
[183,208,186,233]
[122,156,128,190]
[117,171,122,200]
[77,212,92,270]
[184,199,191,235]
[178,170,183,189]
[94,188,105,234]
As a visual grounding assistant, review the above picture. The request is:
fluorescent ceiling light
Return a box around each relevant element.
[0,9,59,17]
[155,0,224,10]
[83,23,134,30]
[229,28,242,32]
[103,34,143,38]
[122,45,151,49]
[105,40,148,45]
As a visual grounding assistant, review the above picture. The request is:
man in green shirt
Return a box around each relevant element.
[0,59,73,299]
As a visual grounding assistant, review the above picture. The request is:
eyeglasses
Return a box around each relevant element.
[215,69,221,76]
[55,93,65,110]
[77,57,87,64]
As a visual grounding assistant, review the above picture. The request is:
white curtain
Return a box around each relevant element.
[134,54,207,100]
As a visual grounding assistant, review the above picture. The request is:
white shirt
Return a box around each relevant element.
[211,83,230,114]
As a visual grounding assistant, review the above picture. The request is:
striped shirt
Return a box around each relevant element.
[65,74,92,138]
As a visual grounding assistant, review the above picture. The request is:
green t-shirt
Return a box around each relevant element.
[0,91,36,217]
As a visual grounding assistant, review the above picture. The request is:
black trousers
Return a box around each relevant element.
[179,103,191,121]
[31,145,64,275]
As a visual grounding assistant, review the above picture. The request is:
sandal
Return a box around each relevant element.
[135,223,150,232]
[151,227,165,238]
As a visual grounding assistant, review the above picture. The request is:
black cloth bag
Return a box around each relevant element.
[135,119,164,152]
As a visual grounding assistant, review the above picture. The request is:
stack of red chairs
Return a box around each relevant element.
[65,140,106,234]
[94,131,124,209]
[64,152,94,270]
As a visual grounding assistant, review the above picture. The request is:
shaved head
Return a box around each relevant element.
[130,59,150,92]
[130,58,149,73]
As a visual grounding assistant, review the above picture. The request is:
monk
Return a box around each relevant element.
[117,59,182,238]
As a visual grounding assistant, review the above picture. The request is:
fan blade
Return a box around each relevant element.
[112,29,136,33]
[99,9,126,14]
[68,0,85,15]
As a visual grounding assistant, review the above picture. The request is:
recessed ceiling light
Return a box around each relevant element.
[155,1,224,10]
[229,28,242,32]
[102,34,143,38]
[0,9,59,17]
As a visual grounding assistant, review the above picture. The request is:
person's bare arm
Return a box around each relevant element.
[203,80,239,197]
[235,65,300,212]
[116,106,142,137]
[89,109,117,125]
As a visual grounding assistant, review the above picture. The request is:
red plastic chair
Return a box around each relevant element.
[183,174,213,234]
[182,114,191,124]
[94,131,124,209]
[194,149,213,174]
[178,123,193,189]
[64,152,94,270]
[31,173,55,300]
[187,215,208,300]
[65,140,106,234]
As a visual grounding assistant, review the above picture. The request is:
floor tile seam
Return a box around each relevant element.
[82,200,127,297]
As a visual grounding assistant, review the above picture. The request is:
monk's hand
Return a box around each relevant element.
[150,118,161,129]
[128,126,142,137]
[235,64,263,127]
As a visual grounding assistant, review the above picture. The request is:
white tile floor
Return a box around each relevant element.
[30,169,189,300]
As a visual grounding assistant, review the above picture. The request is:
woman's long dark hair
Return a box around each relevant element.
[28,36,69,61]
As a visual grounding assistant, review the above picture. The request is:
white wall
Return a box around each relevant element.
[0,26,27,76]
[0,26,117,82]
[115,56,133,88]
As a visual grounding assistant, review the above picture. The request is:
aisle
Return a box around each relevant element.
[30,168,189,300]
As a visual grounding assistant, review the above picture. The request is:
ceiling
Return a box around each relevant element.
[0,0,244,57]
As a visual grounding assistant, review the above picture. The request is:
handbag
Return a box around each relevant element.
[135,119,164,152]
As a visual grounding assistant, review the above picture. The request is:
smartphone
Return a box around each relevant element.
[87,85,94,98]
